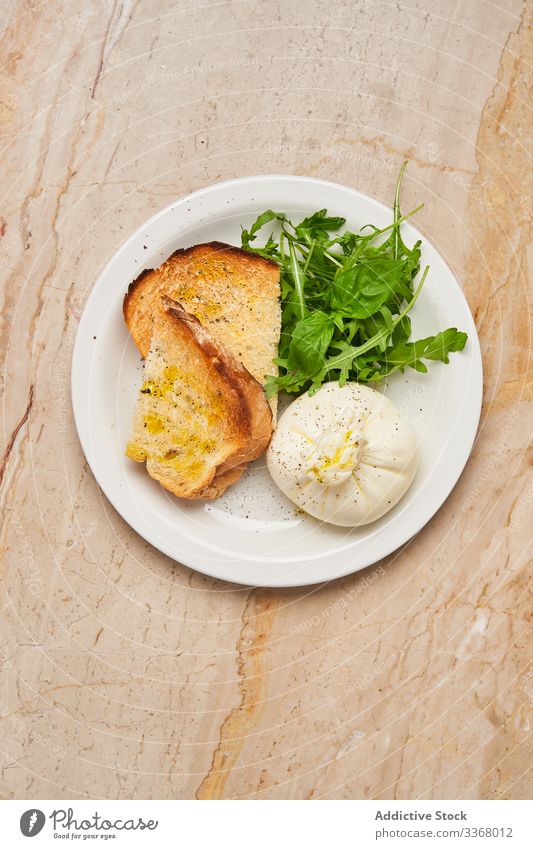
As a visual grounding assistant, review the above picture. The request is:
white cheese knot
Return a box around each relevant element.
[301,416,364,486]
[267,382,418,527]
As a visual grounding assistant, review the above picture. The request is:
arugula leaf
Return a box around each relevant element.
[287,311,335,374]
[378,329,468,376]
[294,210,346,242]
[242,163,468,396]
[241,210,285,251]
[331,257,407,317]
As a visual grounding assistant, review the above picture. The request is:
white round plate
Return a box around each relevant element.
[72,175,482,587]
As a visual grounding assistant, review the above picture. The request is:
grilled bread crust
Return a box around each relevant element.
[126,296,272,500]
[123,242,281,417]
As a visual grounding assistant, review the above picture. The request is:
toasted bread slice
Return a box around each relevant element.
[125,296,272,500]
[123,242,281,417]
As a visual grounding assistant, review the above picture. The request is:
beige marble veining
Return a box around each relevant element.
[0,0,531,799]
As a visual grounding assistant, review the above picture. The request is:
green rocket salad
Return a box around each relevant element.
[241,163,467,397]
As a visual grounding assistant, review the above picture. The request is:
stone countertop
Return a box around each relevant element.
[0,0,531,800]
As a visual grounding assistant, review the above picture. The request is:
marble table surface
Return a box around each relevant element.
[1,0,531,800]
